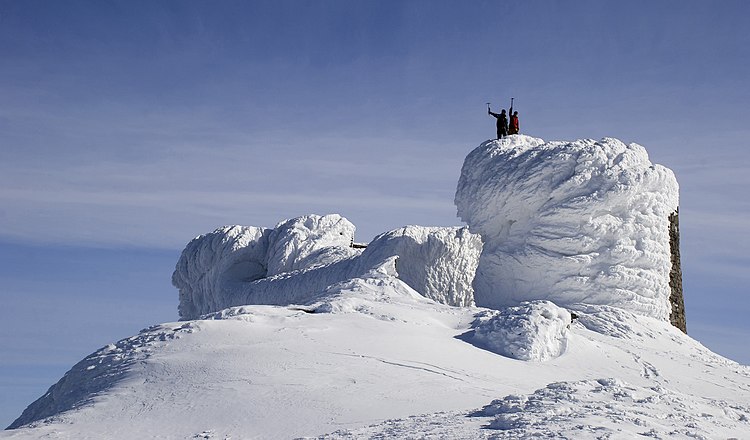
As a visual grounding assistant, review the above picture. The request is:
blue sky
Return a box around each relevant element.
[1,0,749,428]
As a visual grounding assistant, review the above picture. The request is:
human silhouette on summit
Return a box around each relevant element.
[487,106,508,139]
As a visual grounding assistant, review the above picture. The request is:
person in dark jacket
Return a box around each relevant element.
[488,107,508,139]
[508,105,519,135]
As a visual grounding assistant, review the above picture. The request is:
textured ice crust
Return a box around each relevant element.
[359,226,481,307]
[455,135,679,321]
[172,225,269,321]
[172,215,360,319]
[265,215,356,276]
[469,300,571,361]
[173,216,480,319]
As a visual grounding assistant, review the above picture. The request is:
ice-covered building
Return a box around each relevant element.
[173,215,481,319]
[174,135,684,331]
[455,135,682,326]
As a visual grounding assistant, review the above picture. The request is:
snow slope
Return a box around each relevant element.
[5,262,749,438]
[5,136,749,439]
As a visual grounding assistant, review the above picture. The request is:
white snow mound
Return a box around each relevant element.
[455,135,679,321]
[468,300,571,361]
[9,136,750,440]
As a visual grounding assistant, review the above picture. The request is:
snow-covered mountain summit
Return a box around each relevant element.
[5,135,748,439]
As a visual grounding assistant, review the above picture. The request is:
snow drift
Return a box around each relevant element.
[468,300,571,362]
[456,135,679,322]
[173,215,481,319]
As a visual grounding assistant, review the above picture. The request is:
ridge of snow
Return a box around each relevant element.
[455,135,679,321]
[7,322,199,430]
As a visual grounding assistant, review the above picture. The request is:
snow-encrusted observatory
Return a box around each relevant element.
[360,226,481,307]
[173,215,481,319]
[455,135,679,322]
[172,215,361,319]
[175,136,680,325]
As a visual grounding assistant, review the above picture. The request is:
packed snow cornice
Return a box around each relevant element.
[455,135,679,322]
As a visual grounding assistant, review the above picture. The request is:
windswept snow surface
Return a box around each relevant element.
[321,377,750,439]
[6,137,750,439]
[456,135,679,321]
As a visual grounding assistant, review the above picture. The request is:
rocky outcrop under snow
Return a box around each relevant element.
[668,209,687,333]
[455,135,680,324]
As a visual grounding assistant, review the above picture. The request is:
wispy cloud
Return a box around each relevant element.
[0,128,463,248]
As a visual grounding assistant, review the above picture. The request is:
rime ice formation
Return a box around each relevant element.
[455,135,679,322]
[174,136,681,327]
[469,300,571,362]
[172,225,270,320]
[358,226,481,307]
[265,215,357,276]
[172,216,481,319]
[172,214,361,320]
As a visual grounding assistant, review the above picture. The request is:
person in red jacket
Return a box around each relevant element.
[508,105,520,135]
